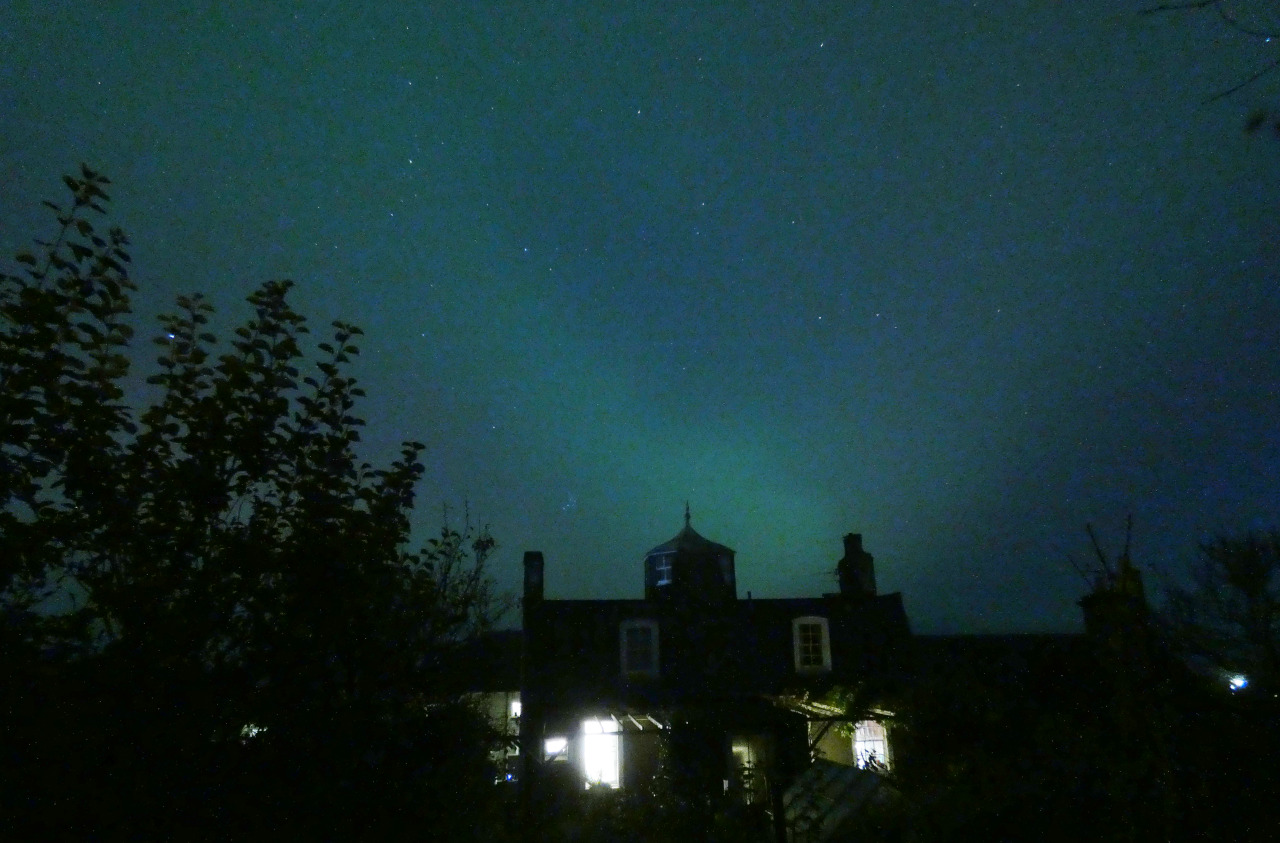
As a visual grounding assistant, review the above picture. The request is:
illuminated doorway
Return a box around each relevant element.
[581,718,620,788]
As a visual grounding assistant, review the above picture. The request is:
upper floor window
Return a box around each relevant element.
[792,616,831,673]
[653,552,673,586]
[620,619,660,678]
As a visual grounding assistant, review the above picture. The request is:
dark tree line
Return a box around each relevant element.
[1,168,508,839]
[862,525,1280,843]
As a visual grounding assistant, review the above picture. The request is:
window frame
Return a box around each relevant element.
[652,552,673,586]
[620,618,660,678]
[791,616,832,674]
[853,719,890,770]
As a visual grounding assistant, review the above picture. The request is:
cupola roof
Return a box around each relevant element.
[645,504,734,558]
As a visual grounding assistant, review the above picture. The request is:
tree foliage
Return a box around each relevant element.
[1166,530,1280,685]
[1,167,507,839]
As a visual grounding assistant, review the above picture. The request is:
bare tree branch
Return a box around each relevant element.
[1140,0,1222,14]
[1141,0,1280,102]
[1212,2,1280,40]
[1203,56,1280,104]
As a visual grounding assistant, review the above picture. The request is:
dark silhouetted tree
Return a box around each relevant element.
[1,167,508,840]
[1166,530,1280,685]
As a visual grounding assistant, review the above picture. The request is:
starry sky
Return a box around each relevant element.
[2,2,1278,633]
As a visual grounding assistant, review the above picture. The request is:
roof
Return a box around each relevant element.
[644,519,734,558]
[784,759,895,842]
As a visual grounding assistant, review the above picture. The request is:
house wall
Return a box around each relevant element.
[621,731,662,789]
[810,721,855,766]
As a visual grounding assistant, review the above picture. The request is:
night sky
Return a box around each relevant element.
[3,2,1278,632]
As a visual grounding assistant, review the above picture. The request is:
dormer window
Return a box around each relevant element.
[620,619,660,678]
[653,553,673,586]
[792,616,832,674]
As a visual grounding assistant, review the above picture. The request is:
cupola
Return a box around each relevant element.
[643,504,736,603]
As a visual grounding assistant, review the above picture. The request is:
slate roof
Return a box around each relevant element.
[644,522,734,558]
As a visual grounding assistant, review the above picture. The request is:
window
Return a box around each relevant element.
[581,718,621,788]
[544,736,568,761]
[508,699,521,755]
[792,616,831,673]
[653,552,673,586]
[620,619,660,677]
[853,720,889,770]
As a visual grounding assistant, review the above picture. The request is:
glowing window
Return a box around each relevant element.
[581,718,620,788]
[792,616,831,673]
[544,736,568,761]
[853,720,889,770]
[620,619,660,677]
[653,553,673,586]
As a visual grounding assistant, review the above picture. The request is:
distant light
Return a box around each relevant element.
[1229,674,1248,692]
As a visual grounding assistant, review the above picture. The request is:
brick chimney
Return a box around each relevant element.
[837,533,877,597]
[522,551,544,615]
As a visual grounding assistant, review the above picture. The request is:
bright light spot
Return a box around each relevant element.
[544,736,567,759]
[581,718,620,788]
[510,699,522,718]
[582,718,619,734]
[1229,674,1248,692]
[240,723,267,738]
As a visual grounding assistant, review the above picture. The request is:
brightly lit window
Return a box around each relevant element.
[620,619,660,677]
[853,720,889,770]
[544,736,568,761]
[581,718,621,788]
[792,616,831,673]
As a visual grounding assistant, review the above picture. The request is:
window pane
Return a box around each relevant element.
[581,719,620,788]
[654,554,672,585]
[545,737,568,760]
[798,623,824,667]
[853,720,889,769]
